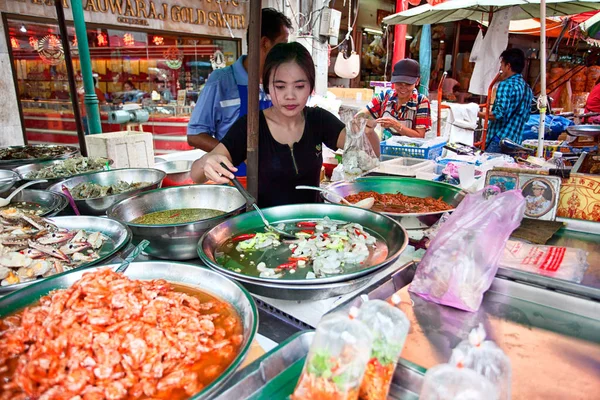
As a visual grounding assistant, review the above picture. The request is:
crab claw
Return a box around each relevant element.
[59,241,92,255]
[28,241,69,262]
[37,231,75,245]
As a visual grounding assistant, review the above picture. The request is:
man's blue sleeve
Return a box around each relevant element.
[187,82,220,136]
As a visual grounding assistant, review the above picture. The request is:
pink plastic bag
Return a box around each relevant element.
[409,187,525,312]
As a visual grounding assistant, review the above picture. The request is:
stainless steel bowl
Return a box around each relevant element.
[323,176,466,229]
[107,185,246,260]
[6,189,69,217]
[0,144,79,170]
[47,168,166,216]
[154,160,194,186]
[566,125,600,137]
[154,156,167,164]
[13,158,113,189]
[0,261,258,400]
[0,170,19,195]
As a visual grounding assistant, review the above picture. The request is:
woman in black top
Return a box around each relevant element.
[191,42,380,207]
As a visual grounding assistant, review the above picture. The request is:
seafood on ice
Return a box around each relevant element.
[0,208,107,287]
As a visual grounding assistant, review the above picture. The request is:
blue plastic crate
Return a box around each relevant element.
[380,141,446,160]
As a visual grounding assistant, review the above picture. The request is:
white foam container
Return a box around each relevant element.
[86,130,155,169]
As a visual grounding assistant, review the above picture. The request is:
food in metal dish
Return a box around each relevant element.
[344,191,452,214]
[24,157,109,180]
[216,217,386,280]
[0,268,243,399]
[132,208,226,225]
[0,208,107,286]
[71,181,152,199]
[0,145,73,161]
[0,201,48,216]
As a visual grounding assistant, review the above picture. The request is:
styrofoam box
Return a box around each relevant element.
[86,131,155,169]
[373,157,434,176]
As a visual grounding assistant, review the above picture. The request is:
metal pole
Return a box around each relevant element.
[70,0,102,135]
[54,0,87,156]
[537,0,547,158]
[246,0,261,202]
[451,21,460,79]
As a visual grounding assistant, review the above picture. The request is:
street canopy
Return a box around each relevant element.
[382,0,600,26]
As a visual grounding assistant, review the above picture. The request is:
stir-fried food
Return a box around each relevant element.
[71,181,151,199]
[0,208,107,287]
[0,145,73,161]
[344,191,452,214]
[0,202,48,216]
[216,217,383,280]
[25,157,109,180]
[0,269,243,400]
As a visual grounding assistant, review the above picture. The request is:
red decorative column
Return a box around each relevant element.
[392,0,408,65]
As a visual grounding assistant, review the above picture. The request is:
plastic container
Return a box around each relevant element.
[420,364,499,400]
[356,300,410,400]
[380,140,446,160]
[292,313,373,400]
[373,157,433,176]
[85,130,155,169]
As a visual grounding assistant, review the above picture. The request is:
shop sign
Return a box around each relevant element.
[6,0,246,32]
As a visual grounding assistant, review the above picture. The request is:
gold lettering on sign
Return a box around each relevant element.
[170,5,180,22]
[124,0,136,17]
[161,3,168,20]
[197,9,206,24]
[97,0,108,12]
[147,0,158,19]
[106,0,123,14]
[84,0,98,12]
[135,0,147,18]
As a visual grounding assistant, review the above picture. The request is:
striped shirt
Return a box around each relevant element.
[487,73,533,146]
[366,88,432,132]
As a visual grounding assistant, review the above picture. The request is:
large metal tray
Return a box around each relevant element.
[0,261,258,400]
[0,216,132,294]
[323,177,466,229]
[213,331,426,400]
[330,262,600,400]
[199,203,408,285]
[0,144,79,170]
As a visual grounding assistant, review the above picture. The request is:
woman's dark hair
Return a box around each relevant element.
[124,80,136,90]
[262,42,315,95]
[500,48,526,74]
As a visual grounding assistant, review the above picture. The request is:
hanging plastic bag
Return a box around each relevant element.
[449,324,512,400]
[341,113,380,181]
[409,187,525,312]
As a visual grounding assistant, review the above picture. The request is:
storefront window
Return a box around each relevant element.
[6,18,240,152]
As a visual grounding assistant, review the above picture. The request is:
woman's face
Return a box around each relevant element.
[124,83,133,91]
[268,61,311,118]
[394,81,416,99]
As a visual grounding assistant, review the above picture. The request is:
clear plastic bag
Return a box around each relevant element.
[340,112,379,181]
[409,187,526,311]
[449,324,511,400]
[420,363,499,400]
[292,313,373,400]
[356,300,410,400]
[500,240,589,283]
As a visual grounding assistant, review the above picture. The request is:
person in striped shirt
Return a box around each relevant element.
[358,59,432,138]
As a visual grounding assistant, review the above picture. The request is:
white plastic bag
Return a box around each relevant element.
[340,113,379,181]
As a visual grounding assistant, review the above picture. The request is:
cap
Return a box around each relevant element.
[532,180,546,189]
[391,59,420,84]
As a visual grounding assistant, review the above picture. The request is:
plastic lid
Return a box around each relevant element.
[553,151,563,158]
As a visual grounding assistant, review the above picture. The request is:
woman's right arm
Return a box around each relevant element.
[191,144,238,184]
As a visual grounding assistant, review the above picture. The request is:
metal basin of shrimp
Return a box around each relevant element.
[0,261,257,400]
[0,209,131,293]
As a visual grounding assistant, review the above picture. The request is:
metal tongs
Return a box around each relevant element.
[219,163,296,239]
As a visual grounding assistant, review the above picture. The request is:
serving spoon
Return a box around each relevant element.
[295,185,375,209]
[0,180,48,207]
[220,163,296,239]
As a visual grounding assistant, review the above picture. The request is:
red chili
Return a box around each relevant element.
[288,257,308,262]
[296,221,317,228]
[322,233,329,238]
[232,233,256,242]
[277,261,298,270]
[300,229,315,234]
[170,212,181,218]
[355,229,367,238]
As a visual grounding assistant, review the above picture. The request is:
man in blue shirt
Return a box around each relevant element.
[479,48,533,153]
[187,8,292,152]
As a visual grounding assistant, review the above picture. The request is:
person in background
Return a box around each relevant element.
[187,8,292,152]
[79,76,106,135]
[122,80,140,103]
[154,78,173,102]
[478,48,533,152]
[442,71,460,101]
[358,59,432,139]
[585,76,600,113]
[191,43,380,207]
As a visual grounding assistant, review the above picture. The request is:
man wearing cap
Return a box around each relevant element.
[525,180,551,216]
[359,59,431,138]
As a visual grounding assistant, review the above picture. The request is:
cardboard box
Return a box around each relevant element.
[86,130,155,169]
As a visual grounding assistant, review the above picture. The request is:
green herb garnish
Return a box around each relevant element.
[307,351,333,377]
[371,337,402,366]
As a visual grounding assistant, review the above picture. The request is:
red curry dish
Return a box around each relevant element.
[344,191,452,214]
[0,269,242,400]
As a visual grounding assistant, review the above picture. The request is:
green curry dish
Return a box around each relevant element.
[132,208,225,225]
[371,337,403,366]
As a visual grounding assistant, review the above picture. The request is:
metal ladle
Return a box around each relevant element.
[0,180,48,207]
[295,185,375,209]
[220,163,296,239]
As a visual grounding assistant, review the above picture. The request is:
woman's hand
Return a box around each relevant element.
[203,154,237,184]
[376,116,403,133]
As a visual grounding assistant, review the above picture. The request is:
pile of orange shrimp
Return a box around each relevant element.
[0,269,242,400]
